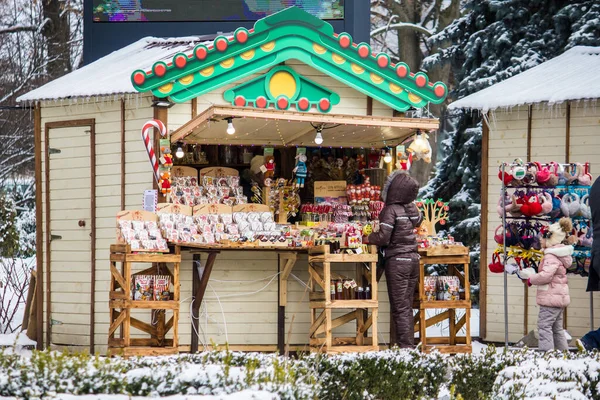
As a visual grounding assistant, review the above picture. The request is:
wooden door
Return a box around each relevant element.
[46,120,95,350]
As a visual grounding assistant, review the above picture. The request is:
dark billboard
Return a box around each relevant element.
[92,0,344,22]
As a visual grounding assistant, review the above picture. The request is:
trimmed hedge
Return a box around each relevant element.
[1,346,600,399]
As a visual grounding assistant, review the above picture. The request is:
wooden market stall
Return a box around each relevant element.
[18,6,472,355]
[450,46,600,344]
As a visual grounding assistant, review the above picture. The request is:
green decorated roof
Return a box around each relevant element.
[131,6,447,112]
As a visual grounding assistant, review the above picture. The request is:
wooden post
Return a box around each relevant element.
[277,255,285,354]
[191,251,218,353]
[479,114,490,340]
[34,103,43,350]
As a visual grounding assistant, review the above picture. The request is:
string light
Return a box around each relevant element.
[226,117,235,135]
[384,149,392,163]
[314,129,323,145]
[175,142,184,159]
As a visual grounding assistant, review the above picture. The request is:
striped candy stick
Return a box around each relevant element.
[141,119,167,183]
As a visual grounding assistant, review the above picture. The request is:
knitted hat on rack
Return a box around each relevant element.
[546,217,573,247]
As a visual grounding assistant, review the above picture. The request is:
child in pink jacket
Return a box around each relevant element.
[518,218,573,351]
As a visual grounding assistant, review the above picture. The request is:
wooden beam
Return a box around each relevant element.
[279,253,297,306]
[565,101,571,163]
[309,310,326,338]
[315,310,358,336]
[110,264,127,290]
[171,105,440,142]
[129,317,158,336]
[90,119,96,354]
[526,105,532,161]
[44,122,50,349]
[191,98,197,118]
[34,103,43,350]
[120,99,126,210]
[108,311,126,336]
[479,114,489,340]
[366,96,373,116]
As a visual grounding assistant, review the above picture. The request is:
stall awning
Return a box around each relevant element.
[171,105,439,148]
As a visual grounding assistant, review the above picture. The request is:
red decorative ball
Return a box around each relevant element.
[440,219,446,225]
[444,206,450,211]
[215,38,228,52]
[195,46,208,60]
[234,96,246,107]
[319,98,331,111]
[153,63,166,77]
[236,29,248,43]
[437,201,444,207]
[277,96,288,109]
[357,45,370,58]
[174,55,187,68]
[339,35,351,48]
[434,84,446,97]
[396,64,408,78]
[297,97,310,111]
[377,54,389,68]
[133,72,145,85]
[417,202,423,208]
[255,96,267,108]
[415,74,427,87]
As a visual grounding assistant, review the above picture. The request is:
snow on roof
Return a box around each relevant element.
[449,46,600,112]
[17,36,216,102]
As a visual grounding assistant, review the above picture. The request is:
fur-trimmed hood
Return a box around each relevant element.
[381,170,419,205]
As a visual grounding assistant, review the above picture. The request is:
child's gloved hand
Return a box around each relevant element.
[516,267,536,280]
[504,262,519,275]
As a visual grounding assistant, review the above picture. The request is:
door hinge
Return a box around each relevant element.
[50,234,62,241]
[48,148,61,155]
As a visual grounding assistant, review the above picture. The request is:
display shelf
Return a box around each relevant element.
[415,247,471,354]
[108,244,181,357]
[308,245,378,353]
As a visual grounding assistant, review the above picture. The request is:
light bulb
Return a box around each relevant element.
[384,151,392,163]
[175,146,184,159]
[226,118,235,135]
[314,130,323,145]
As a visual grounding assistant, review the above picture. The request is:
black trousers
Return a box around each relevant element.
[385,253,419,348]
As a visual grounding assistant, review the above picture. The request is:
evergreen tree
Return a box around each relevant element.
[421,0,600,285]
[0,190,19,258]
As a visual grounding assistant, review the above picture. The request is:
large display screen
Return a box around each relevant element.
[93,0,344,22]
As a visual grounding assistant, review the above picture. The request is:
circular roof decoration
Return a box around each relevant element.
[267,69,299,100]
[255,96,267,109]
[132,71,146,85]
[234,95,246,107]
[351,63,365,74]
[276,96,290,110]
[396,63,409,78]
[235,28,249,44]
[297,97,310,111]
[241,49,255,60]
[414,72,428,88]
[153,62,167,77]
[318,98,331,113]
[194,45,208,60]
[261,41,276,52]
[357,43,370,59]
[157,83,173,94]
[215,36,228,52]
[377,53,390,68]
[174,54,187,69]
[178,74,194,86]
[434,83,446,98]
[338,33,352,49]
[199,66,214,77]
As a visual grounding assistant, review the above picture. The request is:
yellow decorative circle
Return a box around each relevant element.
[157,83,174,94]
[199,66,214,77]
[408,93,423,103]
[241,49,255,60]
[261,41,276,52]
[178,74,194,85]
[220,58,235,69]
[389,83,403,93]
[370,73,384,84]
[312,43,326,54]
[351,63,364,74]
[332,53,346,65]
[269,71,296,98]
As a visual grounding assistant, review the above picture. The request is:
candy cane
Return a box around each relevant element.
[141,119,167,183]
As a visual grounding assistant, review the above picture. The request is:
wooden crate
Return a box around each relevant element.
[108,244,181,357]
[414,249,471,354]
[308,245,378,353]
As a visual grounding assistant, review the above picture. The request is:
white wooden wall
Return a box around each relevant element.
[485,103,600,343]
